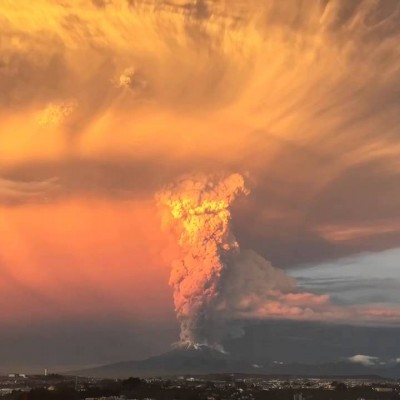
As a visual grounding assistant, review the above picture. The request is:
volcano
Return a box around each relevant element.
[72,345,400,379]
[73,345,259,378]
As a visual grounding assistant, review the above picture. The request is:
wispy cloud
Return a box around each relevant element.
[291,248,400,307]
[1,0,400,333]
[316,222,400,242]
[0,177,59,204]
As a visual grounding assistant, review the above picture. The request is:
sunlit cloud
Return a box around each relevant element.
[348,354,379,366]
[316,221,400,242]
[36,100,77,126]
[1,0,400,333]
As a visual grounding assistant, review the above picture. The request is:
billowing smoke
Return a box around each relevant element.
[157,173,400,348]
[157,173,248,347]
[157,173,307,348]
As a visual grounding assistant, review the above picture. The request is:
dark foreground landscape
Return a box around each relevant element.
[0,373,399,400]
[2,347,400,399]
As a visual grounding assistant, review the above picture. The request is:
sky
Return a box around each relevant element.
[1,0,400,372]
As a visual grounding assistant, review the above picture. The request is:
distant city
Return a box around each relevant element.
[0,372,399,400]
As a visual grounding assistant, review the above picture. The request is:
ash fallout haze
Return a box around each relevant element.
[1,0,400,373]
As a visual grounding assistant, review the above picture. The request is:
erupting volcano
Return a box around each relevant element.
[157,173,311,349]
[157,173,400,351]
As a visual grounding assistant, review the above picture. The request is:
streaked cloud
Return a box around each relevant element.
[291,248,400,307]
[316,221,400,242]
[1,0,400,366]
[0,177,59,204]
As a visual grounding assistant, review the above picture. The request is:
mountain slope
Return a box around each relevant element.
[73,346,259,378]
[72,346,400,379]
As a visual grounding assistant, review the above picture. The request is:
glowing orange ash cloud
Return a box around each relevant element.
[157,173,248,348]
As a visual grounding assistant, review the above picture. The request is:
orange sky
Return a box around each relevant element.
[0,199,175,324]
[1,0,400,332]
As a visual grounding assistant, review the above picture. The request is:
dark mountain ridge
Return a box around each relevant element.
[72,345,400,379]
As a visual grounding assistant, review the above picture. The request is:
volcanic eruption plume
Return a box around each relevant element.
[157,173,303,348]
[157,173,248,348]
[158,173,400,349]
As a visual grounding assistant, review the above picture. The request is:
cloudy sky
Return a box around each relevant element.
[1,0,400,372]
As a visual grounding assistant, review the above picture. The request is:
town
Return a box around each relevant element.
[0,373,399,400]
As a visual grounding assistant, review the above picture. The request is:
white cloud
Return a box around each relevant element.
[348,355,379,366]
